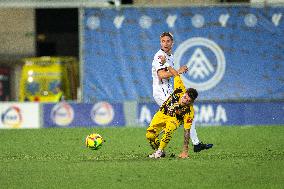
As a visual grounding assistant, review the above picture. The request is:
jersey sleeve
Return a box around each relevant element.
[174,75,186,93]
[153,53,167,72]
[183,106,195,130]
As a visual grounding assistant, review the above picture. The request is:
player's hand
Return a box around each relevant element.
[179,65,188,74]
[178,151,189,159]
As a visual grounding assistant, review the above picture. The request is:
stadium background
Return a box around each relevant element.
[0,0,283,129]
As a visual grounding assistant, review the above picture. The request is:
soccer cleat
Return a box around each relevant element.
[148,149,166,158]
[193,142,213,152]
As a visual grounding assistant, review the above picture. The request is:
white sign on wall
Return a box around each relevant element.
[0,102,40,129]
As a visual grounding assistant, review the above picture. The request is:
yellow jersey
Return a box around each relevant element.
[159,75,194,129]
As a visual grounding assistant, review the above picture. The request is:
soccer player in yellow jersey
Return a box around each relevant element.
[147,65,198,159]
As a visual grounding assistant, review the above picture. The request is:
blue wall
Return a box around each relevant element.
[83,6,284,102]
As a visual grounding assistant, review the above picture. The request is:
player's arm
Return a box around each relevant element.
[156,54,175,79]
[167,66,179,76]
[154,55,172,80]
[179,129,190,159]
[163,65,187,92]
[178,66,188,75]
[158,57,186,91]
[157,66,188,80]
[157,69,174,79]
[157,55,188,79]
[179,109,195,158]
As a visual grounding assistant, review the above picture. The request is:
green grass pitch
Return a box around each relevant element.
[0,126,283,189]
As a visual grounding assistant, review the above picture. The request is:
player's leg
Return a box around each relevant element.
[190,119,200,145]
[146,112,165,150]
[190,119,214,152]
[146,127,162,150]
[159,118,179,151]
[153,94,170,135]
[149,118,179,158]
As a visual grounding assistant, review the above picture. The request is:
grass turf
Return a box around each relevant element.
[0,126,283,189]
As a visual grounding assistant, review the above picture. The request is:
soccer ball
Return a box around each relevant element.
[85,133,104,150]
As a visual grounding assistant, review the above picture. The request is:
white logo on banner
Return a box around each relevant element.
[188,48,214,79]
[139,15,152,29]
[192,14,205,28]
[1,106,22,128]
[114,15,125,29]
[272,13,282,26]
[244,14,257,27]
[175,37,226,91]
[166,14,177,28]
[219,14,230,27]
[86,16,100,30]
[137,104,228,126]
[51,102,74,126]
[194,105,227,125]
[91,102,114,125]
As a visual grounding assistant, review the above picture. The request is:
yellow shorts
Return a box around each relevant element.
[147,111,180,135]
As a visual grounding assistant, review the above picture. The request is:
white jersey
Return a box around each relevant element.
[152,49,174,105]
[151,49,201,145]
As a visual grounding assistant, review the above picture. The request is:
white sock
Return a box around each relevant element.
[190,119,200,145]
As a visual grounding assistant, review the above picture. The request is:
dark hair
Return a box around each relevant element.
[160,32,174,41]
[186,88,198,101]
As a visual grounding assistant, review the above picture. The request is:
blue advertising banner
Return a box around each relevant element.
[43,102,125,128]
[137,101,284,126]
[83,6,284,102]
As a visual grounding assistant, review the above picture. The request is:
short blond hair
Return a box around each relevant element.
[160,32,174,41]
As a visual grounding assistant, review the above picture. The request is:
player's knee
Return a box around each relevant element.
[146,131,156,141]
[164,127,175,134]
[165,123,178,134]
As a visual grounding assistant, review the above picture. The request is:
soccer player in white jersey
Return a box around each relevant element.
[151,32,213,153]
